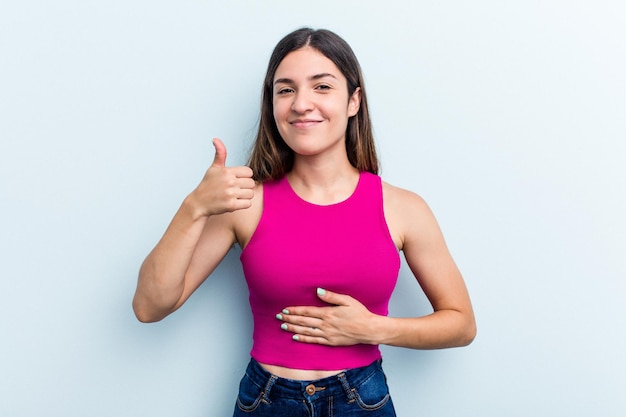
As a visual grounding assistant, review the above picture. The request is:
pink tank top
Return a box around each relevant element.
[240,171,400,370]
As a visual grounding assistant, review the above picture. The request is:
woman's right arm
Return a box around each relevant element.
[132,139,255,323]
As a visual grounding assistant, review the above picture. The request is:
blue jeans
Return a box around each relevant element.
[233,358,396,416]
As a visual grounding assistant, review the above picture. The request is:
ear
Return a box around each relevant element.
[347,87,361,117]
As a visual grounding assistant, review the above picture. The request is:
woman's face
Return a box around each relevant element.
[272,47,360,159]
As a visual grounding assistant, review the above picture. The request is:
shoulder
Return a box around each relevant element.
[382,181,430,213]
[381,181,439,251]
[230,181,264,248]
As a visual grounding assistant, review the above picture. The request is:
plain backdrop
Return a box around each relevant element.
[1,1,625,416]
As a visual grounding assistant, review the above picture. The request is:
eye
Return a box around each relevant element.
[315,84,331,91]
[276,87,294,95]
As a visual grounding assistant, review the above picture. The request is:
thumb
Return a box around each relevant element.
[211,138,227,167]
[316,288,349,306]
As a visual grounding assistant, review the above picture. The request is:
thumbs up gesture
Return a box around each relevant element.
[189,138,255,217]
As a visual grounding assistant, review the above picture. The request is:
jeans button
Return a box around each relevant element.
[305,384,316,395]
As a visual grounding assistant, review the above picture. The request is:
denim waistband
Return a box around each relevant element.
[244,358,384,403]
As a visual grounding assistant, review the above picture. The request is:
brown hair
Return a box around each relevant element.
[247,28,378,181]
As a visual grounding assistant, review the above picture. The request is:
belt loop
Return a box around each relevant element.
[261,375,278,404]
[337,372,356,403]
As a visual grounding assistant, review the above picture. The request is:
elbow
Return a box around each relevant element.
[444,309,476,348]
[458,317,477,347]
[459,329,476,347]
[134,310,161,324]
[132,298,167,323]
[132,279,181,323]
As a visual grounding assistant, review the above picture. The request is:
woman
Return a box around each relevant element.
[133,27,476,416]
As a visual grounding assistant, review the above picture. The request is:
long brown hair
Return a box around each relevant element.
[247,28,378,181]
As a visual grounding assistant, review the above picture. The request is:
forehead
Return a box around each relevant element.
[274,47,344,81]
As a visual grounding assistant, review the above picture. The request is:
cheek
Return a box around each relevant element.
[273,100,288,122]
[272,104,288,137]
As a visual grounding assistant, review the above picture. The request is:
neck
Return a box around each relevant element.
[290,150,358,183]
[288,155,360,205]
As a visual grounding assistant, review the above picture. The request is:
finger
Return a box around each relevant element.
[316,287,351,306]
[277,313,323,328]
[279,306,325,320]
[212,138,227,167]
[236,177,256,190]
[230,199,253,211]
[232,166,254,180]
[236,188,255,201]
[279,322,329,342]
[291,333,331,345]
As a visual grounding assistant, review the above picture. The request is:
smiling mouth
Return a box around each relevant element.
[290,119,322,128]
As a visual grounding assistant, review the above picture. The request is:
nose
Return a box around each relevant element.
[291,90,314,114]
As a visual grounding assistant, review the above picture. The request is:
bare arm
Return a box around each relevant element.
[371,186,476,348]
[132,139,255,322]
[277,184,476,349]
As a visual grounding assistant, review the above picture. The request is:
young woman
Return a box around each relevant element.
[133,27,476,416]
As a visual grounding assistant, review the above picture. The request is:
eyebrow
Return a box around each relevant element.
[274,73,338,85]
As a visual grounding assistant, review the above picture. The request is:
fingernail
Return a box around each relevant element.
[292,335,300,341]
[281,323,288,330]
[276,313,283,320]
[282,309,290,314]
[317,288,326,296]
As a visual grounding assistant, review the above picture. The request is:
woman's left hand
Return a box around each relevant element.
[277,288,378,346]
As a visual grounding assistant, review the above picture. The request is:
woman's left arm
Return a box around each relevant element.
[278,184,476,349]
[374,183,476,349]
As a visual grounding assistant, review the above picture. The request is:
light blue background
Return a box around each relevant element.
[1,1,625,416]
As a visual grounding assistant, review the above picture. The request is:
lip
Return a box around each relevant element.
[289,119,322,128]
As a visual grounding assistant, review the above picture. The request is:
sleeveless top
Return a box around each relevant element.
[240,171,401,370]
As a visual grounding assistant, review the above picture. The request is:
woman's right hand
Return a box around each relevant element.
[133,138,254,322]
[187,138,255,217]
